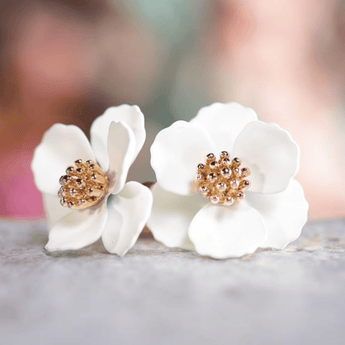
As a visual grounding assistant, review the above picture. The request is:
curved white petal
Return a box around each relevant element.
[31,124,95,195]
[147,183,207,250]
[190,102,258,155]
[102,182,152,256]
[90,105,145,170]
[246,179,309,249]
[233,121,299,193]
[42,194,73,230]
[188,202,266,259]
[45,201,108,251]
[151,121,216,195]
[106,122,136,195]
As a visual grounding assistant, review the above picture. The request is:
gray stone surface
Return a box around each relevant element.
[0,220,345,345]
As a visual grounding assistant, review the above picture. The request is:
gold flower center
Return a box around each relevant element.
[196,151,251,206]
[58,159,109,210]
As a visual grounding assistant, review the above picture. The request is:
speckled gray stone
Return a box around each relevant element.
[0,220,345,345]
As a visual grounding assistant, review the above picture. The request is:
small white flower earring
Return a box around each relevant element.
[32,105,153,256]
[148,102,309,259]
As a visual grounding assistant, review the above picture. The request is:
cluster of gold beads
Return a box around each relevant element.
[196,151,251,206]
[58,159,109,210]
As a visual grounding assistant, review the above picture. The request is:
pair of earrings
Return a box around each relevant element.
[32,103,308,259]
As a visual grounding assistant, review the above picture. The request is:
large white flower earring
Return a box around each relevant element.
[32,105,153,256]
[148,102,309,259]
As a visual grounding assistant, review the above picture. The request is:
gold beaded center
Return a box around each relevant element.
[196,151,251,206]
[58,159,109,210]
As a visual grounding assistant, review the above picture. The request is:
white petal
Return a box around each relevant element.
[151,121,216,195]
[246,180,309,249]
[42,194,72,230]
[147,183,207,250]
[107,122,136,195]
[190,102,258,154]
[90,105,145,170]
[188,202,266,259]
[45,201,108,251]
[101,182,152,256]
[233,121,299,193]
[31,124,95,195]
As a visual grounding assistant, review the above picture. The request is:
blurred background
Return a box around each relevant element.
[1,0,345,220]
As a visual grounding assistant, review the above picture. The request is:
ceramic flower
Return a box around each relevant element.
[148,102,308,259]
[32,105,152,255]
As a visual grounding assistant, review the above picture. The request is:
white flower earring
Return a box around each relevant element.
[32,105,153,256]
[148,102,309,259]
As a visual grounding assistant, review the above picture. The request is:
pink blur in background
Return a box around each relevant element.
[1,0,345,220]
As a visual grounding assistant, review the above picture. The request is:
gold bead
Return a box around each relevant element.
[210,161,218,168]
[69,188,76,196]
[237,192,245,201]
[199,186,208,194]
[58,187,64,198]
[230,179,239,188]
[216,183,226,191]
[221,168,230,177]
[208,173,217,181]
[232,157,241,166]
[210,195,219,204]
[232,168,240,178]
[60,175,71,185]
[241,167,251,177]
[239,180,251,190]
[224,197,234,206]
[75,178,83,186]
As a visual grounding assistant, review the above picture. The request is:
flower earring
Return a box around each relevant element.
[148,102,309,259]
[32,105,153,256]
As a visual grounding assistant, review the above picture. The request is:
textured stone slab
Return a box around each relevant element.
[0,220,344,345]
